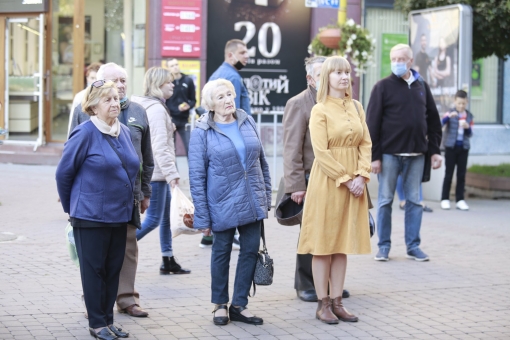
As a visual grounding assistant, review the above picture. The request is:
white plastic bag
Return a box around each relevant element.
[170,187,201,238]
[65,222,80,267]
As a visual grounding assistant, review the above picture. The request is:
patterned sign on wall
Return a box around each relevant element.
[206,0,311,113]
[161,0,202,57]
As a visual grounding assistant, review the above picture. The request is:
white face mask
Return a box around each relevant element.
[315,79,320,91]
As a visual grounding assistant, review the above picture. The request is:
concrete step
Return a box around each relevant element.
[0,143,63,165]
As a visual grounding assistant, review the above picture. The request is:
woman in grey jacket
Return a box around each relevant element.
[189,79,271,326]
[131,67,190,274]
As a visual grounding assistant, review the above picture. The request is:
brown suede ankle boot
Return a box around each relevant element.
[316,297,339,324]
[332,296,358,322]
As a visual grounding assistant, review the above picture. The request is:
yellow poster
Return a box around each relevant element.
[162,59,201,107]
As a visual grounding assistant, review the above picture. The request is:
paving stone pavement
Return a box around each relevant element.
[0,163,509,340]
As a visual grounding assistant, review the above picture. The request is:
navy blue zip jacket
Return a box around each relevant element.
[56,121,140,224]
[189,109,272,232]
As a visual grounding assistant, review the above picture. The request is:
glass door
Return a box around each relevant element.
[49,0,75,141]
[3,15,45,149]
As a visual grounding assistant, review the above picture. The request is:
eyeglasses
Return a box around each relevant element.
[91,79,107,88]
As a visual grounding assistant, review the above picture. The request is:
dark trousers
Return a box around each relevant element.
[295,224,315,291]
[211,221,261,307]
[174,125,190,156]
[74,226,127,328]
[441,146,469,201]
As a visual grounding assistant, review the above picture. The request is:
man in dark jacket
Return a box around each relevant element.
[70,62,154,318]
[366,44,442,263]
[165,58,196,156]
[282,56,349,302]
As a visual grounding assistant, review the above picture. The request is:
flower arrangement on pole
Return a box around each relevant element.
[310,19,376,76]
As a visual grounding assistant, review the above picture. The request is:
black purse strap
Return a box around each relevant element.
[250,219,268,298]
[260,219,267,252]
[104,135,135,200]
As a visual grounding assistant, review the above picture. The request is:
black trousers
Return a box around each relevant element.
[74,226,127,328]
[295,224,315,291]
[441,146,469,201]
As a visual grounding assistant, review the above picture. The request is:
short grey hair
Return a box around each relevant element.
[305,56,327,76]
[96,62,128,80]
[390,44,413,58]
[201,79,236,111]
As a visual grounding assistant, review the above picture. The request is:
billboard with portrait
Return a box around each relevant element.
[206,0,311,113]
[409,5,472,114]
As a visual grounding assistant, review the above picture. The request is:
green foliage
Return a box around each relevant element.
[310,35,334,57]
[468,163,510,177]
[394,0,510,60]
[310,20,376,76]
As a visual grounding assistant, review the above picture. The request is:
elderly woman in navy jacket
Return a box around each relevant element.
[189,79,271,326]
[56,81,139,340]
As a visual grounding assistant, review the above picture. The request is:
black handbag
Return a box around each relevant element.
[251,220,273,297]
[104,135,142,229]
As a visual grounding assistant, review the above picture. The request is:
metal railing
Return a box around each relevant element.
[254,111,284,189]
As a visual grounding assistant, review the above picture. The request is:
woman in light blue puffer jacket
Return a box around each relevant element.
[189,79,271,326]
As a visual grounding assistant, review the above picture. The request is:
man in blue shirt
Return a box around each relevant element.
[209,39,251,115]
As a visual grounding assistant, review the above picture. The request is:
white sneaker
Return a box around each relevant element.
[440,200,451,210]
[456,200,469,211]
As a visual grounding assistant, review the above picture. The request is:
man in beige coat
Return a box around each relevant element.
[283,56,349,302]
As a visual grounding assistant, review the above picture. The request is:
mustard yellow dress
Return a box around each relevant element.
[297,96,372,256]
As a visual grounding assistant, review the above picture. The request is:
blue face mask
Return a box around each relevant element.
[391,62,408,77]
[315,80,320,91]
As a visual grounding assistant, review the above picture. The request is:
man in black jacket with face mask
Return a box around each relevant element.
[165,59,196,156]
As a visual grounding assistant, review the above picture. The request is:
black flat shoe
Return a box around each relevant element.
[108,325,129,338]
[342,289,350,298]
[212,304,229,326]
[296,289,318,302]
[89,327,117,340]
[229,305,263,325]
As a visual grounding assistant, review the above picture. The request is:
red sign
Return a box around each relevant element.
[161,0,202,57]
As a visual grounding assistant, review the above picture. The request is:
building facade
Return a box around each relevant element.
[1,0,508,157]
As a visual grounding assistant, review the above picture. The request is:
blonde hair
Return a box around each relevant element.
[390,44,413,58]
[316,56,353,104]
[201,79,236,111]
[143,67,173,98]
[81,81,118,116]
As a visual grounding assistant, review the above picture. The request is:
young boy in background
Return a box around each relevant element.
[440,90,474,211]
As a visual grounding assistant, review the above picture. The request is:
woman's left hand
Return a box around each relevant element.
[170,178,179,189]
[350,176,365,198]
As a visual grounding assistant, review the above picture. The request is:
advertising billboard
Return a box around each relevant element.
[409,5,472,113]
[206,0,311,113]
[161,0,203,58]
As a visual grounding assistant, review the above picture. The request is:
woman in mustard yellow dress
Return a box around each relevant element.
[297,56,372,324]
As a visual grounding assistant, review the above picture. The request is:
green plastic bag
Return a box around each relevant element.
[65,222,80,267]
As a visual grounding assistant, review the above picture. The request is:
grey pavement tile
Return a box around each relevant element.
[2,164,510,340]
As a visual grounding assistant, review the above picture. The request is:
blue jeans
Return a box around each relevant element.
[211,220,261,307]
[136,181,173,257]
[377,154,425,252]
[396,174,423,202]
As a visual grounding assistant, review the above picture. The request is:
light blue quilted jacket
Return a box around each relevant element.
[189,109,272,232]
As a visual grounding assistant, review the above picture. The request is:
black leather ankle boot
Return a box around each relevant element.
[160,256,191,274]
